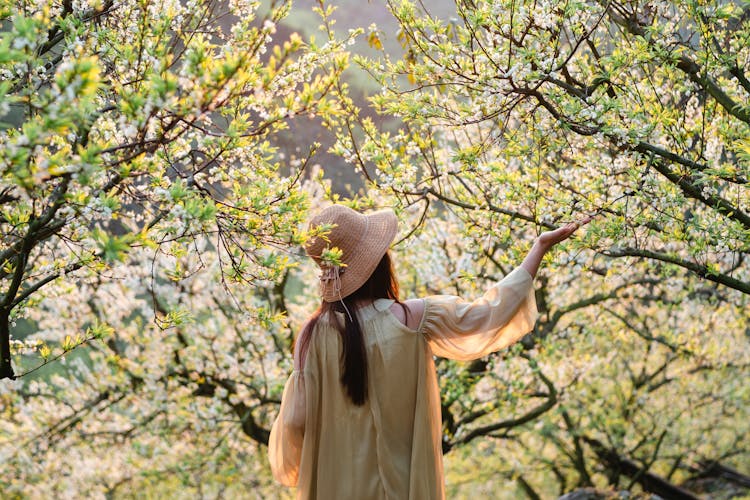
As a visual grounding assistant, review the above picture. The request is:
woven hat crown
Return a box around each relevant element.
[305,205,398,302]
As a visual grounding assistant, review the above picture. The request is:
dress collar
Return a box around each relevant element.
[373,298,395,312]
[335,299,394,321]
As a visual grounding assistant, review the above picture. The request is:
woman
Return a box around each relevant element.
[268,204,588,499]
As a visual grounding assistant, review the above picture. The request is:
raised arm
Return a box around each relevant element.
[417,218,590,360]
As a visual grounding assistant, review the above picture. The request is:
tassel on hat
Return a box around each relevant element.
[318,265,353,321]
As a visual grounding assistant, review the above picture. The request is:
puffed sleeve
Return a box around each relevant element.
[420,266,538,360]
[268,370,306,486]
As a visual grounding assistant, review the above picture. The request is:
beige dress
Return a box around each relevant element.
[268,267,537,499]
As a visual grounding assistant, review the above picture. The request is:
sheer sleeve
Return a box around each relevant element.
[419,266,538,361]
[268,370,306,486]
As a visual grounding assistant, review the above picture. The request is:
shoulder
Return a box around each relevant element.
[389,298,425,331]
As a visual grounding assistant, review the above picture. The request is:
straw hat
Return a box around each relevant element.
[305,205,398,302]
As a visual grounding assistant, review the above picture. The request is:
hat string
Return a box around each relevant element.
[319,266,354,322]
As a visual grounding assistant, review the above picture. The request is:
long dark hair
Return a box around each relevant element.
[296,251,405,406]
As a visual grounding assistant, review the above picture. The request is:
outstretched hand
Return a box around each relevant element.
[521,215,594,278]
[537,216,593,251]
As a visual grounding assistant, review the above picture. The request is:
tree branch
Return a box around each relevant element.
[601,247,750,295]
[583,435,700,499]
[602,1,750,124]
[451,357,558,447]
[633,144,750,230]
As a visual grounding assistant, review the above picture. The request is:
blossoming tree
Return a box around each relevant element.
[0,0,351,380]
[1,0,749,497]
[0,0,356,493]
[325,0,749,496]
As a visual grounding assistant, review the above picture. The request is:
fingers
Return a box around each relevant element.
[568,215,594,232]
[552,223,577,243]
[569,215,595,239]
[561,216,592,241]
[538,214,595,247]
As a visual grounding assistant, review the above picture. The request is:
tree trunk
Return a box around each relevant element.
[0,309,15,379]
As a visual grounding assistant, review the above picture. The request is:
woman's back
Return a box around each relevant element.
[270,264,537,499]
[292,299,443,499]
